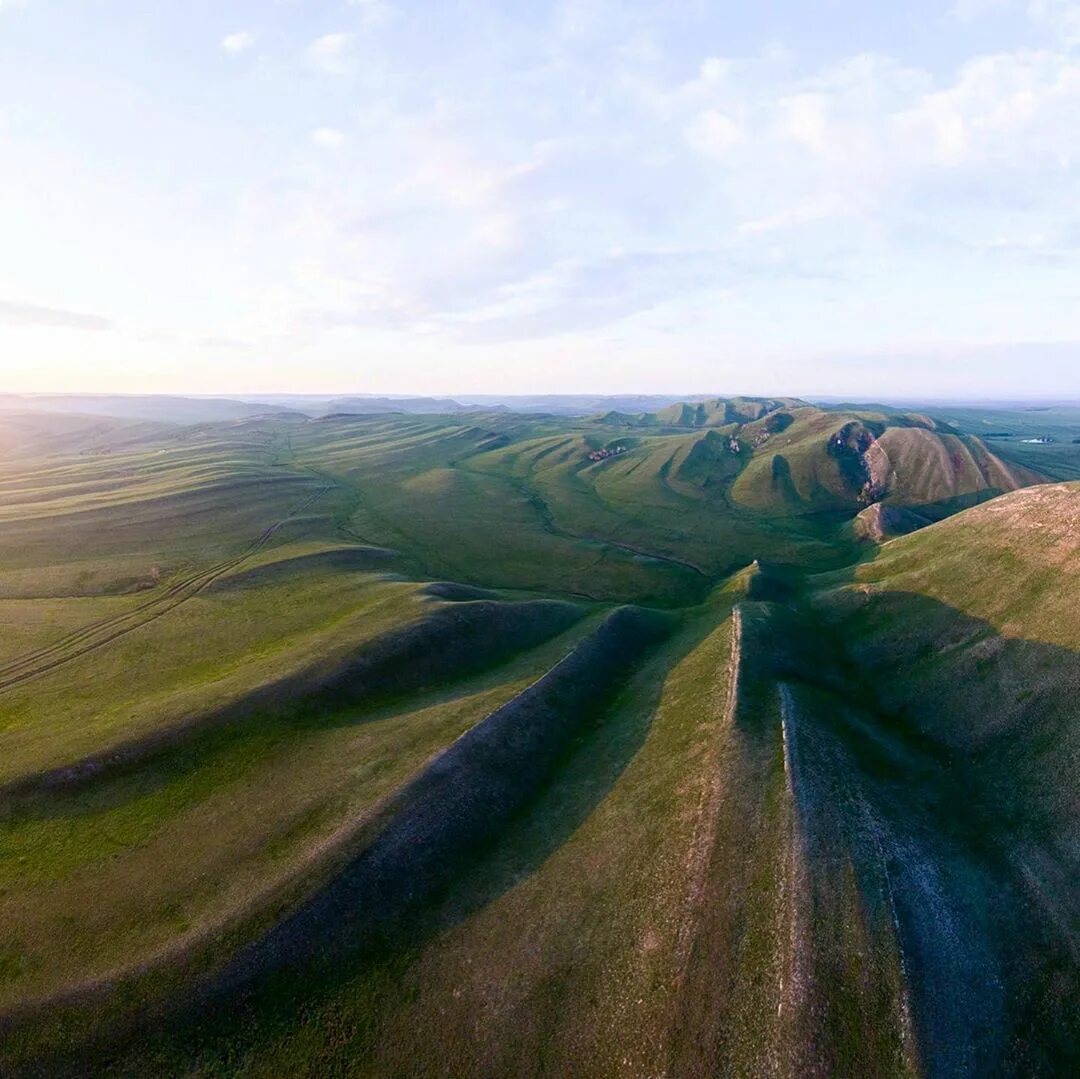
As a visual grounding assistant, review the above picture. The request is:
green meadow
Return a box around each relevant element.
[0,399,1077,1076]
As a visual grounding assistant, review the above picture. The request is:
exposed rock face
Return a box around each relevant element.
[828,421,889,503]
[853,502,932,542]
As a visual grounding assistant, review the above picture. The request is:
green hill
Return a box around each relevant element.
[728,407,1041,519]
[0,409,1076,1076]
[652,395,808,428]
[589,399,1040,533]
[801,484,1080,1071]
[598,394,808,429]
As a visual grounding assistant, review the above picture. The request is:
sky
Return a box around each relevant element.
[2,0,1080,398]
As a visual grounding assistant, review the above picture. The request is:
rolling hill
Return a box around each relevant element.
[0,394,299,425]
[681,405,1038,519]
[0,404,1075,1076]
[590,397,1038,524]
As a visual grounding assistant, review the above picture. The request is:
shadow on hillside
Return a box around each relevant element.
[9,589,1080,1076]
[4,606,705,1075]
[0,598,587,817]
[750,590,1080,1077]
[769,453,801,505]
[904,487,1012,523]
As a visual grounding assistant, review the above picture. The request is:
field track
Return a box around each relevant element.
[0,483,333,694]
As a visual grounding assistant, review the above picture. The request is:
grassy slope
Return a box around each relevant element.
[0,414,604,1016]
[33,592,744,1076]
[805,483,1080,1073]
[730,406,855,512]
[464,422,849,577]
[0,605,597,1010]
[287,415,710,605]
[0,411,1077,1076]
[650,395,808,428]
[730,407,1036,519]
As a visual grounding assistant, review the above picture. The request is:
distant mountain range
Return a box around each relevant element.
[0,393,298,424]
[0,392,714,424]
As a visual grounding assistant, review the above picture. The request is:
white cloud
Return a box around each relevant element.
[557,0,609,39]
[440,249,749,344]
[311,127,347,149]
[895,51,1080,168]
[348,0,394,26]
[397,118,544,208]
[699,57,731,84]
[14,1,1075,388]
[307,33,354,74]
[207,15,1080,364]
[1029,0,1080,43]
[199,336,252,351]
[775,92,830,152]
[221,31,256,54]
[948,0,1080,43]
[0,299,112,331]
[673,45,1080,240]
[949,0,1014,22]
[738,199,847,236]
[472,213,521,251]
[684,110,743,157]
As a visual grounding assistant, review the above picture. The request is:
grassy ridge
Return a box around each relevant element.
[0,598,597,1010]
[808,484,1080,1072]
[0,408,1076,1075]
[70,595,736,1076]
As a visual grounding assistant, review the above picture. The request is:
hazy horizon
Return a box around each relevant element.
[4,1,1080,396]
[5,388,1080,410]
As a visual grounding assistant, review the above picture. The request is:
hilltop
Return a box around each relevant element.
[590,397,1041,532]
[728,406,1041,518]
[597,395,809,428]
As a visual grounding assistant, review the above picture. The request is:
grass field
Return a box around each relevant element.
[0,402,1076,1076]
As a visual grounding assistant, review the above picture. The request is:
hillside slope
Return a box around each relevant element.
[589,398,1041,532]
[803,483,1080,1072]
[0,411,1075,1076]
[729,408,1041,518]
[652,395,809,428]
[597,395,807,429]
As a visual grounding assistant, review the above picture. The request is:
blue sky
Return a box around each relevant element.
[2,0,1080,396]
